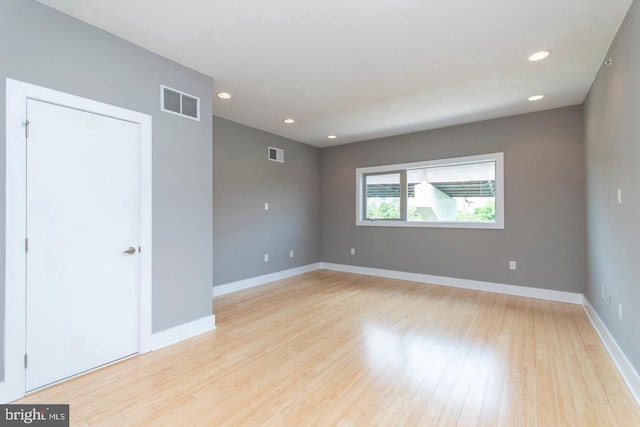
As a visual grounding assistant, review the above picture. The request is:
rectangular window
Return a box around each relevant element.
[356,153,504,229]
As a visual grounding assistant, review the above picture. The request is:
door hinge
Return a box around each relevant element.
[24,354,28,369]
[25,238,29,253]
[24,120,30,138]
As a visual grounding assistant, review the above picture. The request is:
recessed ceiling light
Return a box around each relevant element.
[283,118,295,124]
[217,92,231,99]
[528,94,545,101]
[528,51,551,62]
[328,135,337,139]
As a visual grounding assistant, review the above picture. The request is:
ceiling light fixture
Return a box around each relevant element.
[528,51,551,62]
[283,118,295,124]
[328,135,337,139]
[528,94,545,101]
[217,92,232,99]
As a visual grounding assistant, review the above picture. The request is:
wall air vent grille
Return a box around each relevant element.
[268,147,284,163]
[161,85,200,121]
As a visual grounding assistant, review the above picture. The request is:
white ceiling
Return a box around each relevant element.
[37,0,633,147]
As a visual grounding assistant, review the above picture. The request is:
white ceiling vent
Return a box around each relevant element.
[161,85,200,121]
[268,147,284,163]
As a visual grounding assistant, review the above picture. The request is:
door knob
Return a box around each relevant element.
[123,247,136,255]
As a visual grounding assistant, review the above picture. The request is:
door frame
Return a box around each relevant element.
[3,78,153,402]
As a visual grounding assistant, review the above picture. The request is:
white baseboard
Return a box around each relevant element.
[582,298,640,405]
[319,262,584,304]
[212,262,583,304]
[151,314,216,351]
[213,263,322,297]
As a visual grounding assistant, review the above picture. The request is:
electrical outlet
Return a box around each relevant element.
[350,248,355,255]
[617,188,622,205]
[264,202,269,211]
[600,285,605,299]
[509,261,516,270]
[618,304,623,320]
[264,254,269,262]
[289,250,294,258]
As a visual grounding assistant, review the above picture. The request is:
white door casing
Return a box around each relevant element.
[3,78,152,402]
[25,100,139,391]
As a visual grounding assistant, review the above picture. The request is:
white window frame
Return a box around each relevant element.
[356,152,504,229]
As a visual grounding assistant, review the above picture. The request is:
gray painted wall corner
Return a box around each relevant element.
[584,0,640,375]
[212,117,321,287]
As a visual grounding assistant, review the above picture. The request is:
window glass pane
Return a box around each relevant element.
[365,173,401,220]
[407,161,496,222]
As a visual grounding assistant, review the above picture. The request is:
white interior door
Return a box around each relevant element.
[25,99,140,392]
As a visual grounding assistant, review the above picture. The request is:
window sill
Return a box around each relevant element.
[356,220,504,229]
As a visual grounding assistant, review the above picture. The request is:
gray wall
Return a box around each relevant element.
[0,0,214,381]
[320,107,585,292]
[584,0,640,373]
[213,117,320,286]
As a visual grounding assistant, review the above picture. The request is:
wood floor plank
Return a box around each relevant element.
[15,270,640,426]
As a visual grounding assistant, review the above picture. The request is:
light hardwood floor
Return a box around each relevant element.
[17,270,640,426]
